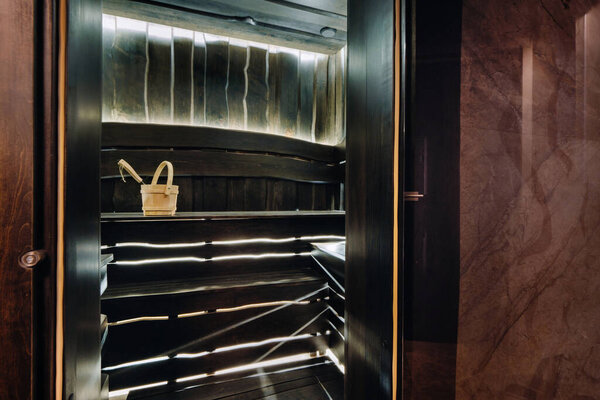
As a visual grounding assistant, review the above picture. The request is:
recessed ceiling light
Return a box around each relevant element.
[320,27,337,38]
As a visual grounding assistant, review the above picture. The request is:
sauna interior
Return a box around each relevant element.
[99,0,347,398]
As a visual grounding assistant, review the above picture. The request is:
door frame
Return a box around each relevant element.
[56,0,102,398]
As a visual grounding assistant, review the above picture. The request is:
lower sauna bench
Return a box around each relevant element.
[100,211,345,399]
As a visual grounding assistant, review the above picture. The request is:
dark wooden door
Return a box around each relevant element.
[346,0,403,398]
[0,2,38,399]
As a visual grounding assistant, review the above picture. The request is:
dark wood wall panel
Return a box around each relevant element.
[227,44,247,130]
[314,55,330,143]
[277,52,300,138]
[101,150,343,182]
[102,15,116,121]
[205,38,229,127]
[147,25,172,123]
[298,53,316,141]
[101,178,341,213]
[112,19,146,122]
[193,34,206,125]
[246,47,268,132]
[267,51,280,134]
[346,0,398,398]
[101,212,344,245]
[102,123,343,163]
[102,18,346,145]
[173,31,193,124]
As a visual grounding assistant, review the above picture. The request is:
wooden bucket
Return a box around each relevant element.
[118,159,179,216]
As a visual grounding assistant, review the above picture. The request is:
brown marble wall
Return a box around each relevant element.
[458,0,600,399]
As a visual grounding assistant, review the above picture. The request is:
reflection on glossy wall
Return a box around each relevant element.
[459,0,600,398]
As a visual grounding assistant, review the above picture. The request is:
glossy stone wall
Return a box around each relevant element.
[458,0,600,398]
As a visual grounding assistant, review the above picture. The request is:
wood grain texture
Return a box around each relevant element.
[112,18,147,122]
[102,123,345,163]
[346,0,398,398]
[227,44,248,130]
[277,52,299,138]
[246,47,268,132]
[267,51,280,134]
[0,1,35,398]
[101,149,344,183]
[205,38,229,127]
[192,33,206,125]
[314,55,329,143]
[101,211,345,245]
[102,15,117,121]
[298,53,316,141]
[173,31,193,124]
[62,0,103,398]
[147,26,172,123]
[103,0,345,54]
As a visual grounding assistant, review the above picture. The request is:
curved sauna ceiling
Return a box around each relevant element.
[102,1,346,146]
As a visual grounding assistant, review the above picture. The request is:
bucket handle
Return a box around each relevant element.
[151,161,175,195]
[118,159,144,184]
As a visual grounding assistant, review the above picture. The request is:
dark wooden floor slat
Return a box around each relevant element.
[103,301,328,366]
[101,212,344,245]
[102,279,327,322]
[101,149,343,183]
[106,335,328,390]
[102,123,345,163]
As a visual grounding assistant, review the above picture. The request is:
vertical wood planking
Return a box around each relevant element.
[312,184,327,209]
[102,15,116,121]
[246,46,269,132]
[314,54,329,143]
[335,48,346,144]
[193,33,206,125]
[326,54,337,144]
[101,179,115,213]
[244,178,267,210]
[297,182,313,210]
[192,177,204,210]
[227,178,246,210]
[176,177,193,211]
[267,50,280,134]
[277,51,299,138]
[173,29,193,124]
[146,24,172,123]
[298,52,316,141]
[227,44,248,130]
[203,177,228,210]
[113,17,147,122]
[112,180,142,212]
[267,180,297,210]
[205,36,229,127]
